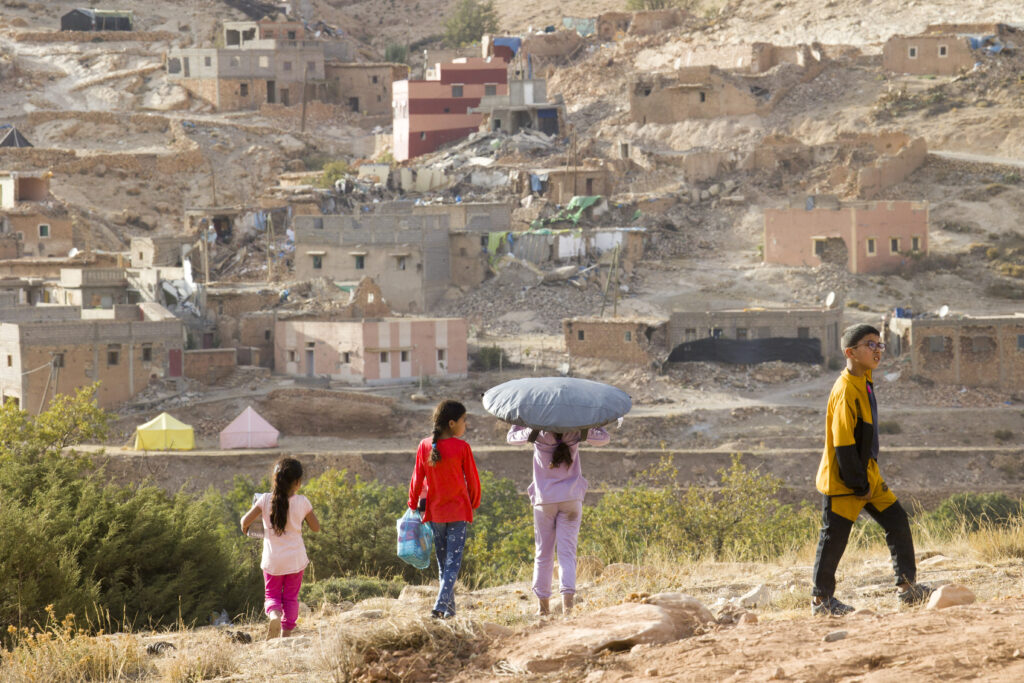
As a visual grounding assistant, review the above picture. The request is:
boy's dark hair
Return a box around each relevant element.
[270,457,303,535]
[841,323,880,350]
[549,432,574,469]
[429,399,466,466]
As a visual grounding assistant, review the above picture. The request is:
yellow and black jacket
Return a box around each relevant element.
[816,369,882,498]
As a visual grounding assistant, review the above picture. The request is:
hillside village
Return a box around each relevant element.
[2,0,1024,680]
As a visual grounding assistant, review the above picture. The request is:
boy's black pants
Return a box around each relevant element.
[811,495,917,598]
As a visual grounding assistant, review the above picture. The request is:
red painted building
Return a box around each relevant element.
[393,57,509,161]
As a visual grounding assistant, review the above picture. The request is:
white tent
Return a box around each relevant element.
[219,406,279,449]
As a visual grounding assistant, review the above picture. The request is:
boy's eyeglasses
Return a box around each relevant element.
[857,341,887,351]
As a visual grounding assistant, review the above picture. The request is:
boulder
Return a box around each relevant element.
[738,583,771,609]
[643,593,716,637]
[502,602,681,673]
[927,584,975,610]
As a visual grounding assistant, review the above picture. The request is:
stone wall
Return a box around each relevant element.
[184,348,237,384]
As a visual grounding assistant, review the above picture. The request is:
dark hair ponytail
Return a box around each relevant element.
[429,399,466,466]
[270,457,303,535]
[549,432,573,469]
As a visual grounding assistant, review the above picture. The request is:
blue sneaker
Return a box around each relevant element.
[812,596,855,616]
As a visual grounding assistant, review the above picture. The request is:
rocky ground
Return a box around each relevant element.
[69,548,1024,682]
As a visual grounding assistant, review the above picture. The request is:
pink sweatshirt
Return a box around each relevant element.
[507,426,610,505]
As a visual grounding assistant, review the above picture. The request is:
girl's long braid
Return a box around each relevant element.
[429,427,443,465]
[270,457,303,535]
[429,400,466,466]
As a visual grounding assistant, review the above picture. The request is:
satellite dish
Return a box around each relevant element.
[939,304,950,318]
[825,291,836,308]
[67,247,79,258]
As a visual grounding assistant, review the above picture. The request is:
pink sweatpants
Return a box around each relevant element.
[532,500,583,599]
[263,569,304,630]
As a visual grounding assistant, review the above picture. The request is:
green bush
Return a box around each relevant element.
[474,345,509,371]
[461,471,533,587]
[384,44,408,64]
[442,0,497,48]
[0,387,260,637]
[925,492,1022,532]
[995,429,1014,442]
[300,576,404,606]
[583,456,814,563]
[303,470,414,581]
[316,160,352,189]
[878,421,902,435]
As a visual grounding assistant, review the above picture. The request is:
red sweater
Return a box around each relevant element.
[408,437,481,523]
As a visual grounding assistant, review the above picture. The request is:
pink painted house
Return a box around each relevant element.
[274,317,467,384]
[764,198,928,274]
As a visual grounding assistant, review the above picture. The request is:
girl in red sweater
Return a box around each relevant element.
[408,399,481,618]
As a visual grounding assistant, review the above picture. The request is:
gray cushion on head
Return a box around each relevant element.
[482,377,632,432]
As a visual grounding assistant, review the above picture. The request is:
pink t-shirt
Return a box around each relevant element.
[258,492,313,575]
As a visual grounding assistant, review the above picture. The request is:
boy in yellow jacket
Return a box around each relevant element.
[811,323,931,616]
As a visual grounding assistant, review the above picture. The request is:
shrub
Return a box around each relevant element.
[0,388,261,635]
[442,0,497,48]
[878,421,902,434]
[301,576,404,606]
[303,470,413,581]
[384,43,408,64]
[583,456,814,563]
[994,429,1014,442]
[317,160,352,189]
[926,492,1022,533]
[460,471,533,587]
[474,345,509,371]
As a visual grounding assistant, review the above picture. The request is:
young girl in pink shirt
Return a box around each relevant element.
[241,457,320,639]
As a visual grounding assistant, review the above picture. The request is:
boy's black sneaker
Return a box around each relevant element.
[811,596,855,617]
[898,583,933,606]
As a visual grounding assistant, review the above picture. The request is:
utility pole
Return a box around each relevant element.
[300,63,309,133]
[599,245,619,317]
[266,213,275,283]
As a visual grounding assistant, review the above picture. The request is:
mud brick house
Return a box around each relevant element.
[61,9,133,32]
[631,66,761,123]
[325,62,408,115]
[393,57,510,161]
[563,317,667,364]
[669,307,843,365]
[763,197,928,274]
[523,166,614,204]
[883,24,1015,76]
[293,201,509,313]
[909,314,1024,389]
[0,170,76,258]
[0,303,184,413]
[274,317,467,385]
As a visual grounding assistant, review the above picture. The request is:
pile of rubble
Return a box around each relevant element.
[438,261,612,335]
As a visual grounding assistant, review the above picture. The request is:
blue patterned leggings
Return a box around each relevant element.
[429,521,468,616]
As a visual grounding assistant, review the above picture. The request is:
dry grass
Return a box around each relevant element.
[0,606,150,683]
[969,520,1024,562]
[315,612,485,683]
[157,639,236,683]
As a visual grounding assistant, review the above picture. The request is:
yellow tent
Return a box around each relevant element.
[133,412,195,451]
